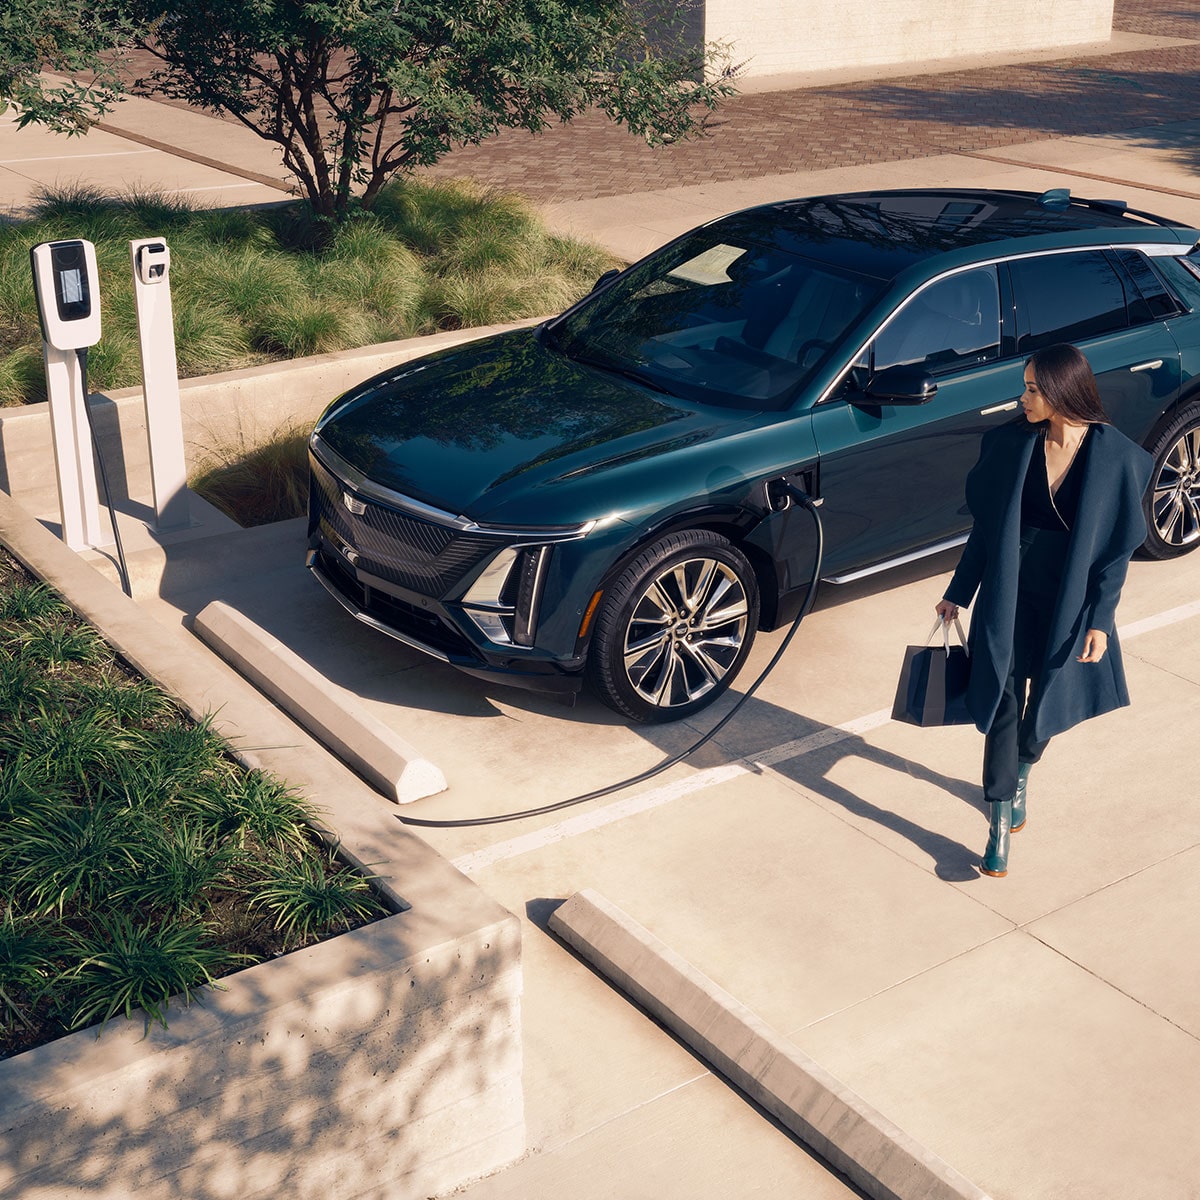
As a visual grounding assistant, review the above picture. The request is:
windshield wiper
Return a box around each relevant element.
[564,348,675,396]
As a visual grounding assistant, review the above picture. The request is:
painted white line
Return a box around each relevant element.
[451,600,1200,876]
[167,182,275,193]
[0,150,159,164]
[452,762,749,875]
[451,711,891,876]
[1120,598,1200,640]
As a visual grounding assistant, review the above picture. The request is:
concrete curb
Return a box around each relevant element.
[549,889,991,1200]
[194,599,446,804]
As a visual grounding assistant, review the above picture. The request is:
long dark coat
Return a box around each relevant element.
[944,419,1153,742]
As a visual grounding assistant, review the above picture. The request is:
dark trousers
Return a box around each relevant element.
[982,527,1066,805]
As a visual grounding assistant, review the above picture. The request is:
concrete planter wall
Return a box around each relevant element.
[701,0,1115,79]
[0,909,522,1200]
[0,493,526,1199]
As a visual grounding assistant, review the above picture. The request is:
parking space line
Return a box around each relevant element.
[1119,598,1200,640]
[451,600,1200,876]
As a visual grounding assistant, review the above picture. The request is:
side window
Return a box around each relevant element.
[1115,250,1182,321]
[872,267,1001,374]
[1010,252,1129,352]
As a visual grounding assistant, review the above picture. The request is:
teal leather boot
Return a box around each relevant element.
[981,799,1012,877]
[1012,763,1032,832]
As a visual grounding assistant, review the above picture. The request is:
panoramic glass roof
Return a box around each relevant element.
[715,189,1177,280]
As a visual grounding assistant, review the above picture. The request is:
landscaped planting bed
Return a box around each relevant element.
[0,546,391,1060]
[0,178,617,407]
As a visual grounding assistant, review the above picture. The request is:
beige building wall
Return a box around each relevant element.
[706,0,1115,78]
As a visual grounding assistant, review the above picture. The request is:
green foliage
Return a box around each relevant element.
[0,0,735,223]
[0,551,390,1056]
[249,849,384,949]
[62,913,235,1031]
[191,424,312,527]
[0,181,618,406]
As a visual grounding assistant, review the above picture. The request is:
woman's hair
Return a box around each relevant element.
[1025,343,1110,423]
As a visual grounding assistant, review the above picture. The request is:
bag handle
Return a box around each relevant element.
[926,615,969,657]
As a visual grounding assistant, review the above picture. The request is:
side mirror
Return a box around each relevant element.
[863,364,938,406]
[591,268,621,293]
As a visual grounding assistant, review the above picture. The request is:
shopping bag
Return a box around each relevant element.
[891,617,973,727]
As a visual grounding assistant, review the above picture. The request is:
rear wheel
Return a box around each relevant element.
[1143,403,1200,558]
[587,530,759,723]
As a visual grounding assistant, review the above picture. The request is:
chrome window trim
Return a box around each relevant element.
[815,241,1193,406]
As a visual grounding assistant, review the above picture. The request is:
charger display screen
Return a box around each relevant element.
[50,243,91,321]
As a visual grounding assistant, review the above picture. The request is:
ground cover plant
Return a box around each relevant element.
[0,547,390,1059]
[0,178,617,407]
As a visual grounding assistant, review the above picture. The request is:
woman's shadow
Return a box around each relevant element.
[651,693,987,883]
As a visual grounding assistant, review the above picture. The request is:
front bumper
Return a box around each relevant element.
[306,443,592,697]
[306,546,586,697]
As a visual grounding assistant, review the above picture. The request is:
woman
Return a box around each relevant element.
[935,343,1153,877]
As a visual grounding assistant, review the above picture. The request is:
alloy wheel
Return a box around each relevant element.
[621,556,751,710]
[1151,425,1200,548]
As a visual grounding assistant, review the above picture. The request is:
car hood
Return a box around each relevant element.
[313,329,756,525]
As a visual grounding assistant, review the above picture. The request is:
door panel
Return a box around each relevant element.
[811,357,1026,578]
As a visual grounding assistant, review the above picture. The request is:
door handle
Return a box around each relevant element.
[1130,360,1163,373]
[980,400,1019,415]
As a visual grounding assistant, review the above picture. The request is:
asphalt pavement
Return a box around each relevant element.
[4,6,1200,1198]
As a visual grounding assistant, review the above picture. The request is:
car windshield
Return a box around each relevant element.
[552,231,883,410]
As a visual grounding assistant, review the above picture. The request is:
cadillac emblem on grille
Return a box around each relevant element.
[342,491,367,515]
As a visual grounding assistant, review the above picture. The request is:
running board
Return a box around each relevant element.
[823,533,969,585]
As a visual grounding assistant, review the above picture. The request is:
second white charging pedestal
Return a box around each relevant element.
[130,237,190,531]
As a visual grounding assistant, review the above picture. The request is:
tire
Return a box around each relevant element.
[1142,402,1200,559]
[586,530,760,723]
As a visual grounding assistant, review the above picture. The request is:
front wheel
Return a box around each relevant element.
[1143,403,1200,559]
[586,530,760,723]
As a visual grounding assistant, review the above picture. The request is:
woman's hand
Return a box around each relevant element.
[935,599,959,624]
[1077,629,1108,663]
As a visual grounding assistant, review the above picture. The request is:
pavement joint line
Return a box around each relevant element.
[452,599,1200,875]
[94,119,294,194]
[960,150,1200,202]
[549,889,991,1200]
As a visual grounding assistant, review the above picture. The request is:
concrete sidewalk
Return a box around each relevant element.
[3,7,1200,1198]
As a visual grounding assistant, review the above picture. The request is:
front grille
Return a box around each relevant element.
[310,454,499,597]
[316,549,478,659]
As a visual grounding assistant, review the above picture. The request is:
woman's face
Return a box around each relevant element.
[1021,365,1054,425]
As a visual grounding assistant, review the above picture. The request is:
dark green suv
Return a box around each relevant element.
[308,188,1200,721]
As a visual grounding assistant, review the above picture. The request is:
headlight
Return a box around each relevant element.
[461,544,553,647]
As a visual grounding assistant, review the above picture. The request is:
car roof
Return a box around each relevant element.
[712,188,1190,281]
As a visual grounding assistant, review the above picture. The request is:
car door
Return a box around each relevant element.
[1007,248,1182,445]
[811,265,1024,581]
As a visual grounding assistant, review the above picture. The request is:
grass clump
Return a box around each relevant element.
[0,179,618,406]
[0,549,391,1058]
[191,421,312,527]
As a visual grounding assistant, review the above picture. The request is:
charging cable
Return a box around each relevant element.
[76,348,132,598]
[399,488,825,829]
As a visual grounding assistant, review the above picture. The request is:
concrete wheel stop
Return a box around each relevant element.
[194,599,446,804]
[549,889,991,1200]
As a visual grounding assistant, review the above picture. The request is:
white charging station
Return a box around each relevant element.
[29,239,108,551]
[130,237,189,531]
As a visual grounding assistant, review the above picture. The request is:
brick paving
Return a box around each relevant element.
[423,0,1200,202]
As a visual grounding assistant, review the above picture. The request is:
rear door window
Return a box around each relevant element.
[1010,251,1130,352]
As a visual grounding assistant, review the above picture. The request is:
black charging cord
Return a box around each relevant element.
[76,348,132,598]
[399,490,825,829]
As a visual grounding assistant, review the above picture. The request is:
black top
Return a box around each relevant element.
[1021,426,1092,531]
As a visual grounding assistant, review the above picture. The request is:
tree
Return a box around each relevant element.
[1,0,738,225]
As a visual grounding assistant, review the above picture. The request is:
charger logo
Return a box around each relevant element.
[342,491,367,515]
